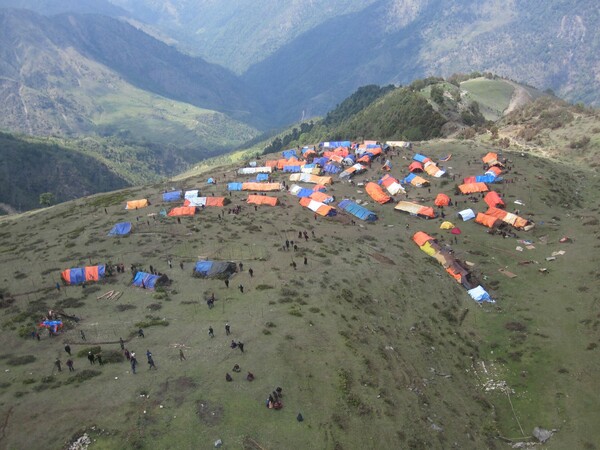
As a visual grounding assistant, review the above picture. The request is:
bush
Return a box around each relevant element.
[6,355,36,366]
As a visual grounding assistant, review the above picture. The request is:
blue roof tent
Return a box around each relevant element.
[283,165,302,173]
[193,260,237,278]
[68,268,86,285]
[475,175,497,183]
[338,199,378,221]
[282,149,297,159]
[256,173,269,182]
[321,141,351,148]
[295,188,314,198]
[324,164,342,174]
[108,222,132,236]
[207,178,216,184]
[132,271,163,289]
[228,182,243,191]
[413,153,428,163]
[402,173,417,184]
[313,157,329,166]
[162,190,182,202]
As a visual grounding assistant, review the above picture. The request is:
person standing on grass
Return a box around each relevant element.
[87,352,95,365]
[131,353,137,374]
[208,326,214,338]
[120,337,125,350]
[179,349,186,361]
[225,323,231,335]
[66,359,74,372]
[249,268,254,278]
[64,344,71,356]
[238,342,245,353]
[54,358,62,372]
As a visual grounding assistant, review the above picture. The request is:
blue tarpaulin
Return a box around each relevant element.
[313,157,329,166]
[413,154,428,162]
[321,141,351,148]
[132,272,161,289]
[282,149,297,159]
[228,182,243,191]
[283,165,302,173]
[338,199,378,221]
[295,188,314,198]
[162,191,181,202]
[324,164,342,174]
[402,173,417,184]
[108,222,132,236]
[256,173,269,182]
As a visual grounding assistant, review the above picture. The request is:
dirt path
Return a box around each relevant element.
[504,82,533,115]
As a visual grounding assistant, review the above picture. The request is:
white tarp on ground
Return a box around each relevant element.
[184,190,199,200]
[186,197,207,207]
[237,167,272,175]
[467,285,494,303]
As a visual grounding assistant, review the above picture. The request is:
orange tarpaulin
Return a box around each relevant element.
[168,206,196,216]
[299,197,336,216]
[475,213,500,228]
[243,182,282,191]
[85,266,101,282]
[458,182,489,194]
[247,195,279,206]
[365,182,392,204]
[409,161,423,172]
[205,197,226,207]
[265,160,279,168]
[125,199,149,210]
[309,191,333,204]
[484,191,504,208]
[487,166,502,176]
[434,193,450,207]
[413,231,434,247]
[482,152,504,167]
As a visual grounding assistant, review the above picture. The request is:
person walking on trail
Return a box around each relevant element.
[54,358,62,372]
[131,353,137,374]
[304,256,308,265]
[179,349,186,361]
[87,352,95,365]
[224,278,229,288]
[180,262,184,270]
[66,359,74,372]
[138,328,145,338]
[248,268,254,278]
[80,330,86,341]
[239,262,244,272]
[146,351,157,370]
[64,344,71,356]
[119,337,125,350]
[168,259,172,269]
[239,284,244,293]
[292,261,297,270]
[225,323,231,335]
[208,326,214,338]
[55,282,60,292]
[238,342,245,353]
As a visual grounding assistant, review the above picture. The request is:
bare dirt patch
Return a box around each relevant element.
[369,253,396,265]
[196,400,223,426]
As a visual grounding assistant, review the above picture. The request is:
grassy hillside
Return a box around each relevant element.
[0,137,598,449]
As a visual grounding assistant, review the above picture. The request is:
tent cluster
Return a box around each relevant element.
[378,174,406,195]
[411,153,446,178]
[61,265,105,285]
[412,232,493,302]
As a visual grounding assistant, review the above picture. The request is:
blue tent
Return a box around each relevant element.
[475,175,497,183]
[228,182,243,191]
[162,190,181,202]
[256,173,269,182]
[366,144,380,149]
[282,149,297,159]
[402,173,417,184]
[132,272,161,289]
[338,199,378,221]
[108,222,132,236]
[313,157,329,166]
[321,141,351,148]
[283,165,302,173]
[193,260,237,278]
[413,153,428,162]
[324,163,342,174]
[295,188,314,198]
[207,178,216,184]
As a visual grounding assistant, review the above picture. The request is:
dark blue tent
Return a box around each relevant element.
[283,165,302,173]
[108,222,132,236]
[295,188,314,198]
[324,163,342,174]
[282,149,297,159]
[193,261,237,278]
[313,157,329,166]
[162,191,182,202]
[132,272,166,289]
[338,199,378,221]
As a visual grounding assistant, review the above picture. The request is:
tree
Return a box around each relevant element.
[39,192,55,207]
[430,85,445,105]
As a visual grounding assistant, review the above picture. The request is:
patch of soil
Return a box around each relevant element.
[156,376,197,407]
[369,253,396,265]
[196,400,223,426]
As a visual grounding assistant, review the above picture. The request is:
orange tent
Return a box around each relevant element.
[434,193,450,207]
[484,191,504,208]
[458,182,489,194]
[475,213,500,228]
[247,195,279,206]
[365,182,392,204]
[413,231,434,247]
[482,152,504,167]
[242,182,282,191]
[125,199,149,210]
[168,206,196,216]
[487,166,502,176]
[265,160,279,168]
[205,197,226,207]
[408,161,424,172]
[309,191,333,204]
[299,197,336,216]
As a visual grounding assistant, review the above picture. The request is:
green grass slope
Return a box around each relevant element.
[0,138,598,449]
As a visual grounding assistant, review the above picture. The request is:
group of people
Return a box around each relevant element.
[266,387,283,409]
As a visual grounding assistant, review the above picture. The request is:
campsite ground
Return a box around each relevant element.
[0,138,599,449]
